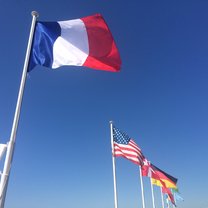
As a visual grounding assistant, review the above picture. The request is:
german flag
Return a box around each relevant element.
[151,178,177,188]
[141,160,177,205]
[150,164,178,189]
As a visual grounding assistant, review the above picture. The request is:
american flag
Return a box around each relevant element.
[113,127,144,166]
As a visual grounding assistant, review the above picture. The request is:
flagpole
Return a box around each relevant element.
[150,178,156,208]
[166,194,170,208]
[0,11,38,208]
[160,187,165,208]
[173,191,176,207]
[110,121,118,208]
[139,166,146,208]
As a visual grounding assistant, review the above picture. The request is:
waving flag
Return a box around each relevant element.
[142,160,177,188]
[141,159,151,176]
[113,127,144,166]
[151,178,177,189]
[141,159,176,205]
[29,14,121,72]
[171,188,184,202]
[150,164,177,188]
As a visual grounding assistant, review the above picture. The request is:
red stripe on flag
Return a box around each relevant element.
[129,141,141,151]
[114,154,141,166]
[114,152,141,159]
[114,143,140,153]
[113,141,143,166]
[81,14,121,72]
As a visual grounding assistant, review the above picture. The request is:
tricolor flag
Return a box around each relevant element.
[141,159,176,205]
[151,178,177,189]
[113,127,144,166]
[150,164,177,189]
[29,14,121,72]
[142,161,178,189]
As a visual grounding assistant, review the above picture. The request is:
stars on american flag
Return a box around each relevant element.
[113,126,144,166]
[113,127,130,144]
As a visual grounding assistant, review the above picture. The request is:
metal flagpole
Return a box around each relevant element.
[0,11,39,208]
[160,187,165,208]
[166,194,170,208]
[150,178,156,208]
[110,121,118,208]
[173,191,176,207]
[139,166,146,208]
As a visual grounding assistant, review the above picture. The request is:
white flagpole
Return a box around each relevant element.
[173,191,176,207]
[166,194,170,208]
[110,121,118,208]
[139,166,146,208]
[0,11,39,208]
[150,178,156,208]
[160,187,165,208]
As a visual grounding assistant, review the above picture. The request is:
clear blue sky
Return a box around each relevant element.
[0,1,208,208]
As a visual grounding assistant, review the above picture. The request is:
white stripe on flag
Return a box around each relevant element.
[52,19,89,68]
[114,144,142,165]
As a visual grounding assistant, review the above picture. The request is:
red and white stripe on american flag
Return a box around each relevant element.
[113,139,144,166]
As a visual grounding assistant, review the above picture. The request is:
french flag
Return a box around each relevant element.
[29,14,121,72]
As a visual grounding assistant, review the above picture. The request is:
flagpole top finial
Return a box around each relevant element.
[109,121,113,124]
[31,11,39,18]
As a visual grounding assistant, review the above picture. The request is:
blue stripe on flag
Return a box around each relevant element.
[29,21,61,71]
